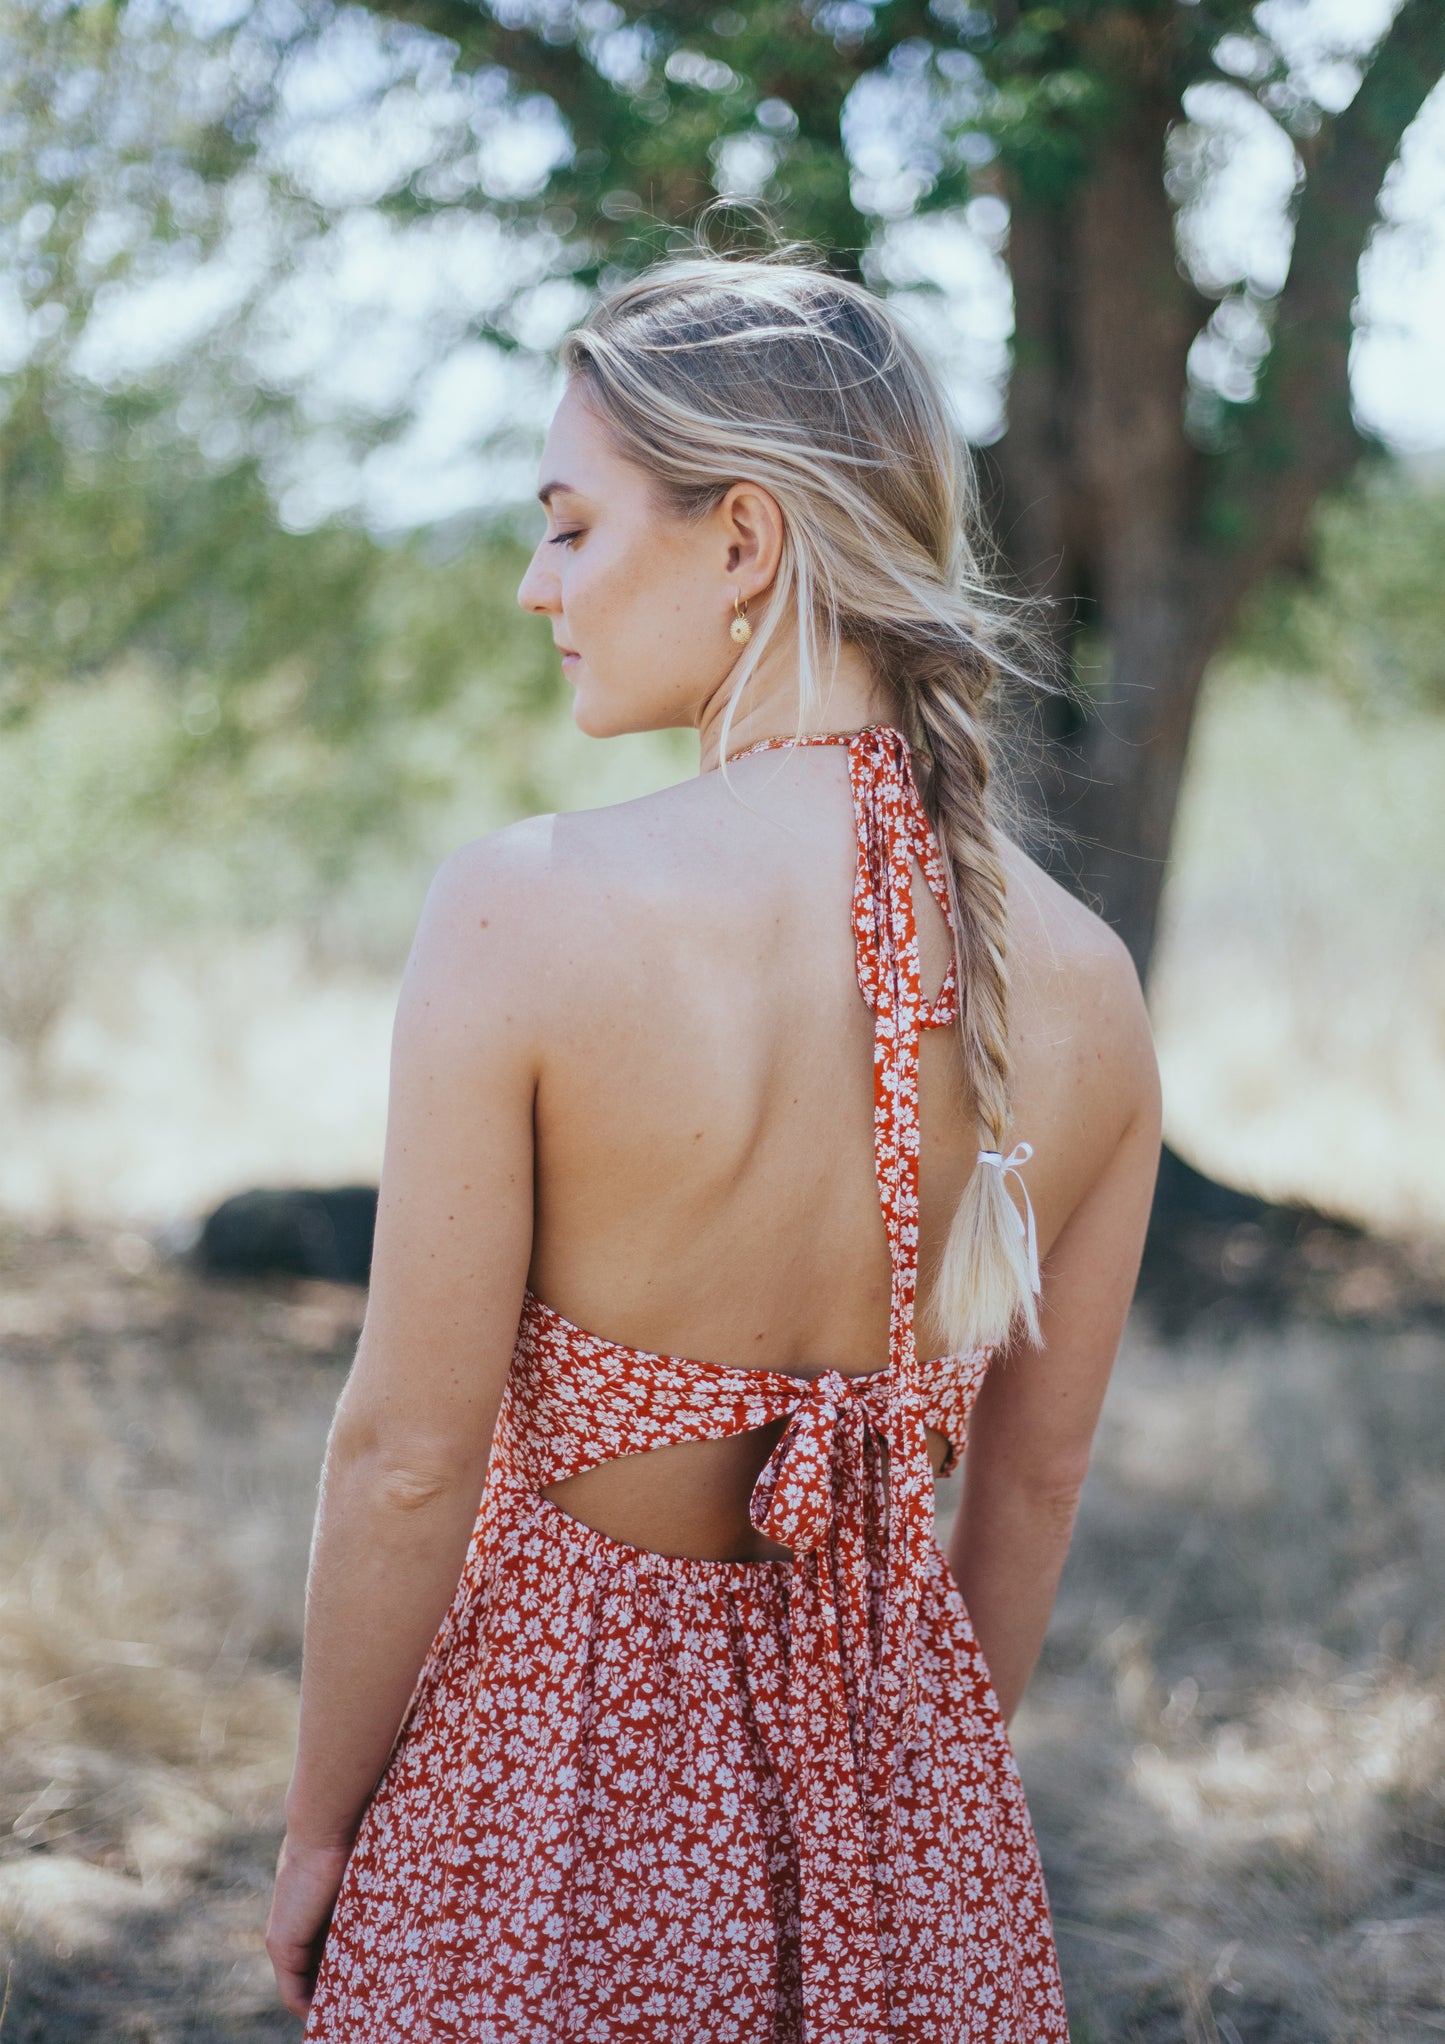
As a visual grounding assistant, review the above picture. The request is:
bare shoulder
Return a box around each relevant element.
[406,781,705,1027]
[397,813,568,1050]
[1000,834,1145,1006]
[999,834,1161,1148]
[426,811,566,934]
[448,773,740,920]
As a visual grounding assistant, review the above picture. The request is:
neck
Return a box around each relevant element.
[695,649,898,775]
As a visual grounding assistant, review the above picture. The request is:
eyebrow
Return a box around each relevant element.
[537,479,579,505]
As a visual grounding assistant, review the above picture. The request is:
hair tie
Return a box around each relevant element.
[976,1140,1040,1291]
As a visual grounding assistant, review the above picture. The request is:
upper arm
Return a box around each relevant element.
[964,927,1162,1499]
[329,826,553,1491]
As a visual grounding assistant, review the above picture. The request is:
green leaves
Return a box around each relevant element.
[1232,460,1445,717]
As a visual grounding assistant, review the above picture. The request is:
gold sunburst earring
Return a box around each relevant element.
[729,591,752,647]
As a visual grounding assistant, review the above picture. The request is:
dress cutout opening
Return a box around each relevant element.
[302,723,1070,2043]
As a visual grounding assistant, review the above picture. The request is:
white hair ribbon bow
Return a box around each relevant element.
[976,1140,1041,1292]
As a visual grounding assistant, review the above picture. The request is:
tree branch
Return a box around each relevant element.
[345,0,879,260]
[357,0,620,134]
[1203,0,1445,626]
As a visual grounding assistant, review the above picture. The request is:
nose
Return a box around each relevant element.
[516,542,559,616]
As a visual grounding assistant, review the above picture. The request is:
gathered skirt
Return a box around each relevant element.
[302,1470,1069,2044]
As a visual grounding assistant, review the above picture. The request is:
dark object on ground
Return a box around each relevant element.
[1139,1144,1443,1341]
[191,1150,1444,1338]
[197,1185,377,1286]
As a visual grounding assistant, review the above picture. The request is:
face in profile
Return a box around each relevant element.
[516,378,766,739]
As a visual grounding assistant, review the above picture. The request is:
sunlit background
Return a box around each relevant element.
[3,1,1443,2037]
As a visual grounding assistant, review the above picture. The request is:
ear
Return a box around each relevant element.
[715,479,784,599]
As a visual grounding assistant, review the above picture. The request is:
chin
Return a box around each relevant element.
[570,678,669,742]
[570,689,621,741]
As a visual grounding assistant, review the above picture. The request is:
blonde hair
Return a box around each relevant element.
[560,231,1057,1355]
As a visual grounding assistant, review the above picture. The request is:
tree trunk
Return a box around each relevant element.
[984,0,1445,983]
[988,86,1215,975]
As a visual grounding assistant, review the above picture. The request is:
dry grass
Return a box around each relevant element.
[1006,1308,1445,2042]
[1149,669,1445,1236]
[1,1222,1441,2041]
[0,1222,361,2040]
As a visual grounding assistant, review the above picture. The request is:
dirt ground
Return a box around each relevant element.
[1,1215,1442,2042]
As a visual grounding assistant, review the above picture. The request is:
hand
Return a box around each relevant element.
[266,1832,353,2022]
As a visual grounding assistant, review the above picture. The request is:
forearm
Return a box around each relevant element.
[943,1470,1083,1726]
[285,1451,484,1848]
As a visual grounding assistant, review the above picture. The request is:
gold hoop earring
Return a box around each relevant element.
[729,592,752,647]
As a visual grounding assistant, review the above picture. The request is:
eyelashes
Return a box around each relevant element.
[548,530,583,548]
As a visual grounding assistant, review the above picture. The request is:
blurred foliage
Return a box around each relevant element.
[2,0,280,719]
[0,0,572,1066]
[3,0,1443,1067]
[0,0,547,733]
[349,0,1274,252]
[0,524,565,1071]
[1232,459,1445,716]
[4,0,1436,730]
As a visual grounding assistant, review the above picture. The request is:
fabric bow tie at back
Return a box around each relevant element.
[977,1140,1041,1290]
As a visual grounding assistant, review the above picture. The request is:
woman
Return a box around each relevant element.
[268,246,1161,2042]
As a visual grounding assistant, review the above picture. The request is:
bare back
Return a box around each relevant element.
[482,738,1153,1560]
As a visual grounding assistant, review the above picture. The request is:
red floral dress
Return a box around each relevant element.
[303,724,1071,2043]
